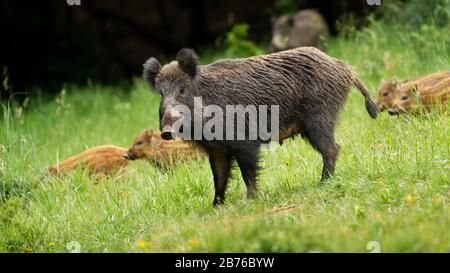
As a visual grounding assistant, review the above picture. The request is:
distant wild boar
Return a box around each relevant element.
[143,47,377,206]
[269,9,329,52]
[124,129,203,168]
[376,71,450,115]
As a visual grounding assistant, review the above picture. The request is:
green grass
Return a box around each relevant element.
[1,22,449,253]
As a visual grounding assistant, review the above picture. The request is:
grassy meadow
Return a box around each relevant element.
[0,21,449,252]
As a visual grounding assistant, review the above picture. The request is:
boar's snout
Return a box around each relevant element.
[123,151,137,160]
[160,105,183,140]
[270,34,288,52]
[161,125,175,140]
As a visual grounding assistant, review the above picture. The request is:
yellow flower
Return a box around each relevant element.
[48,242,56,247]
[406,194,414,205]
[137,240,146,249]
[24,247,33,253]
[186,239,201,250]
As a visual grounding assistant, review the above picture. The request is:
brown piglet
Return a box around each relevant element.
[376,71,450,115]
[124,129,203,168]
[47,145,129,177]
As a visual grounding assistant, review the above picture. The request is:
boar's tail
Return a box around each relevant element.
[354,77,378,119]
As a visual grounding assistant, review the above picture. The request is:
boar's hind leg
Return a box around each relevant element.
[304,120,340,181]
[209,150,233,206]
[234,143,260,199]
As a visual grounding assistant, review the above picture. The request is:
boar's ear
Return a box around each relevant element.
[144,129,153,137]
[142,129,152,142]
[143,58,161,87]
[176,48,198,78]
[391,78,399,88]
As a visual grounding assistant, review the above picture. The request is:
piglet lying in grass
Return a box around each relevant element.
[124,129,203,168]
[48,130,201,177]
[376,71,450,115]
[47,145,129,177]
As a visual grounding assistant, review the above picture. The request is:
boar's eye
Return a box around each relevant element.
[136,140,144,146]
[401,95,409,100]
[383,92,390,97]
[179,88,185,95]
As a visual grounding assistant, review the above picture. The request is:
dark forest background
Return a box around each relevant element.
[0,0,380,97]
[2,0,447,98]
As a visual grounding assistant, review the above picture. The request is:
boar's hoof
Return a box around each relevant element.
[213,197,225,207]
[247,189,257,199]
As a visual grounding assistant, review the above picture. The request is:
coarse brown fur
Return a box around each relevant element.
[124,129,204,168]
[376,78,401,111]
[47,130,203,177]
[47,145,129,177]
[143,47,377,206]
[376,71,450,115]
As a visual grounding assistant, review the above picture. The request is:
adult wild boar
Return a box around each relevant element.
[269,9,329,52]
[143,47,377,206]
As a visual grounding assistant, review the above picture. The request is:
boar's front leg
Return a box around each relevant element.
[209,149,233,206]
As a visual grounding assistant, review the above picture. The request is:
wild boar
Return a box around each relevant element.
[47,145,129,177]
[376,78,401,113]
[269,9,329,52]
[124,129,203,168]
[143,47,377,205]
[377,71,450,115]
